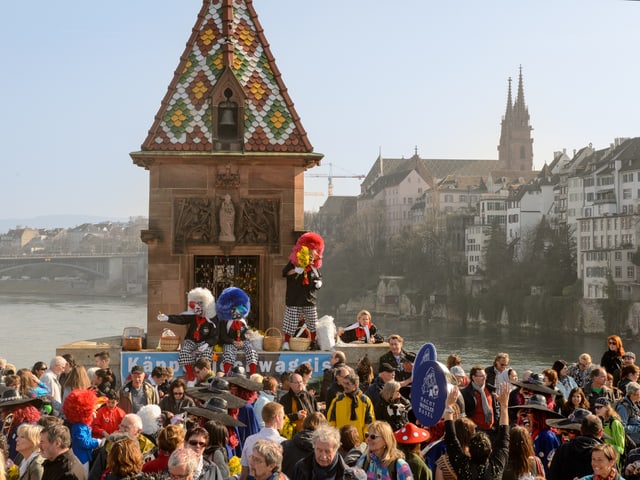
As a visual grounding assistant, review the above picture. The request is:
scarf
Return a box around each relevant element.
[346,391,359,421]
[312,452,339,480]
[193,316,206,341]
[593,469,619,480]
[472,382,492,425]
[19,451,40,478]
[342,322,370,342]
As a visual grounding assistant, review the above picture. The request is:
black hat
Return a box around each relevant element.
[509,394,563,417]
[511,373,557,396]
[131,365,145,374]
[228,366,248,378]
[545,408,591,431]
[0,389,43,410]
[183,397,246,427]
[379,363,395,373]
[595,397,611,408]
[185,378,247,409]
[225,375,263,392]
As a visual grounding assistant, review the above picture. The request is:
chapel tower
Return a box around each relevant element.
[497,66,533,171]
[130,0,322,341]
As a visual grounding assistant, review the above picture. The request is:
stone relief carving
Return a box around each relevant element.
[173,197,279,250]
[174,198,215,252]
[215,164,240,188]
[237,199,279,246]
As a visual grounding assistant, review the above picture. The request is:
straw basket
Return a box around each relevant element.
[263,327,283,351]
[290,329,311,351]
[160,329,180,352]
[122,327,143,351]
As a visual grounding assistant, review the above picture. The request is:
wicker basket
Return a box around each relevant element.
[122,327,143,351]
[290,329,311,351]
[263,327,283,351]
[160,335,181,351]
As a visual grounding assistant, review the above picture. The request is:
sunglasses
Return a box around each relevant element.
[39,367,47,371]
[188,440,207,447]
[365,433,380,440]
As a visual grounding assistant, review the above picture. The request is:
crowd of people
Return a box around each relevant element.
[1,332,640,480]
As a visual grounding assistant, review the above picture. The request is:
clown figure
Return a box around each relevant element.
[282,232,324,350]
[217,287,258,375]
[158,287,218,384]
[63,389,102,476]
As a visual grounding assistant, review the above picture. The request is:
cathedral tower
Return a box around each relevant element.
[498,66,533,171]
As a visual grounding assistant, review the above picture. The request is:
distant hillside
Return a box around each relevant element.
[0,215,131,234]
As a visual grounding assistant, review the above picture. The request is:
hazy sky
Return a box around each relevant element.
[1,1,637,219]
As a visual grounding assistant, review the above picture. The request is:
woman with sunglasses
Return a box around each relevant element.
[602,335,625,376]
[160,378,195,424]
[356,420,413,480]
[594,397,626,463]
[185,427,223,480]
[30,362,47,380]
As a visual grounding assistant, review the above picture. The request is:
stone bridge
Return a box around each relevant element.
[0,253,147,294]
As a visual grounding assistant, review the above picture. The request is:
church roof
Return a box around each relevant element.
[141,0,312,153]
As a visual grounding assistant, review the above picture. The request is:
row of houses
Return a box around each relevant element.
[312,70,639,301]
[0,218,147,256]
[315,136,640,300]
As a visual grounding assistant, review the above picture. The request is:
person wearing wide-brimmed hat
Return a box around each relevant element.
[510,393,563,476]
[508,372,558,425]
[548,409,604,480]
[0,388,43,461]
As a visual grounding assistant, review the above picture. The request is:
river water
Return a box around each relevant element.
[1,294,636,378]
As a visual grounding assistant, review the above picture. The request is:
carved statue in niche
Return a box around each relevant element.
[174,198,214,252]
[237,199,279,245]
[218,194,236,242]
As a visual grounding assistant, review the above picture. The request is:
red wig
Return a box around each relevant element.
[63,389,97,425]
[289,232,324,269]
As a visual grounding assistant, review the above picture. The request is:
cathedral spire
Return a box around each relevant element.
[514,65,526,114]
[505,76,513,118]
[497,66,533,171]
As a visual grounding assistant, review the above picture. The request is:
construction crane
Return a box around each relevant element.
[305,162,365,196]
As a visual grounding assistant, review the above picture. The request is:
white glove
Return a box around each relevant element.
[294,266,304,274]
[157,314,169,321]
[197,343,209,352]
[314,280,322,289]
[98,438,106,448]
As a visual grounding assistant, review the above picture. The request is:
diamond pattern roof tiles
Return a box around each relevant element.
[142,0,312,153]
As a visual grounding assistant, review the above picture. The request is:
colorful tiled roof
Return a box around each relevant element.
[141,0,312,153]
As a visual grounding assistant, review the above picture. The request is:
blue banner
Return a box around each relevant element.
[121,351,332,383]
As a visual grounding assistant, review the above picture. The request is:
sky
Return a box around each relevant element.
[0,1,638,221]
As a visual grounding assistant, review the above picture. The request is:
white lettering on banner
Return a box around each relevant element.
[121,352,185,381]
[259,360,273,371]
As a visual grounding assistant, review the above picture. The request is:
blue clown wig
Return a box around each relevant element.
[216,287,251,321]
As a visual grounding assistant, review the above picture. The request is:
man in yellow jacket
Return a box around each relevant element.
[327,372,375,440]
